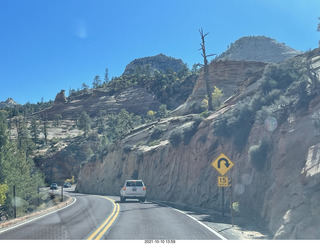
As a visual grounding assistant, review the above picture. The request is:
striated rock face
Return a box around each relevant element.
[217,36,302,63]
[76,49,320,239]
[76,99,320,239]
[38,86,161,119]
[174,36,302,116]
[40,134,101,185]
[173,60,267,115]
[272,142,320,239]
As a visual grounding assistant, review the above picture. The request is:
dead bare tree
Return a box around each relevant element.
[199,28,215,111]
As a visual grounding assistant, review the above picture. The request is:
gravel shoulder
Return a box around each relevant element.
[155,200,271,240]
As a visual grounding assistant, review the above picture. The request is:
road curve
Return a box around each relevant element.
[0,190,115,240]
[104,196,223,240]
[0,191,225,240]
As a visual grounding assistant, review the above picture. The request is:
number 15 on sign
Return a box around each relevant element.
[218,176,229,187]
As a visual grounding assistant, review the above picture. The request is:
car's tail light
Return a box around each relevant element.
[143,187,146,191]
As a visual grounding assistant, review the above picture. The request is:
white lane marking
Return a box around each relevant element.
[150,200,228,240]
[0,197,77,234]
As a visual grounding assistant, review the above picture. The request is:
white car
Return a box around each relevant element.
[120,180,146,202]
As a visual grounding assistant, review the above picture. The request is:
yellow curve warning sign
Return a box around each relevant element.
[211,153,234,175]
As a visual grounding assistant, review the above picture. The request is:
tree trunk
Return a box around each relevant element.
[199,28,214,111]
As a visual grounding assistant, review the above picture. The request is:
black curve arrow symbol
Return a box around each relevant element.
[218,158,230,168]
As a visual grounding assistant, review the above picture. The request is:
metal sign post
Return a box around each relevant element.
[211,153,235,218]
[13,185,16,218]
[229,179,234,227]
[222,187,225,217]
[61,185,64,202]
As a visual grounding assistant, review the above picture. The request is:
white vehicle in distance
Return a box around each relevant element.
[120,180,146,202]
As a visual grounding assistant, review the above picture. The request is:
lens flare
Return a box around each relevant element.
[241,173,253,186]
[265,116,277,132]
[234,183,245,195]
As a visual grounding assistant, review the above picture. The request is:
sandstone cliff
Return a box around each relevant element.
[217,36,302,63]
[174,36,302,116]
[173,60,267,115]
[76,48,320,239]
[38,86,161,120]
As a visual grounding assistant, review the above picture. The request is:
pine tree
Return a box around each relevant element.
[15,116,33,154]
[42,119,48,145]
[78,111,91,137]
[92,75,102,89]
[30,118,39,145]
[104,68,109,85]
[0,114,44,218]
[53,114,62,127]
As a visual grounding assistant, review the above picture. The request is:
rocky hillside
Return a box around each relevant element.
[217,36,302,63]
[0,98,19,109]
[173,36,302,116]
[36,87,161,120]
[123,53,187,75]
[173,60,267,115]
[76,48,320,239]
[36,55,196,120]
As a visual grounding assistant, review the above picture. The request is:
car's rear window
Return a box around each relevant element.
[126,181,143,186]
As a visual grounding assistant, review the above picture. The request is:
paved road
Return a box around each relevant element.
[105,196,222,240]
[0,188,115,240]
[0,190,225,240]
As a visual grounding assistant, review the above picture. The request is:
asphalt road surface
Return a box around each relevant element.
[0,189,225,240]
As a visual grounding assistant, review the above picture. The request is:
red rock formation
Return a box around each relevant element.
[53,90,67,105]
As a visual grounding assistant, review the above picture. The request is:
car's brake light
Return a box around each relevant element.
[143,187,146,191]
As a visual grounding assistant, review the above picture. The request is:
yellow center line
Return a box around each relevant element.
[86,196,120,240]
[95,202,120,240]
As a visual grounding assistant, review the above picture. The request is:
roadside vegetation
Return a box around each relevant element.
[213,55,316,151]
[0,111,45,221]
[68,63,198,110]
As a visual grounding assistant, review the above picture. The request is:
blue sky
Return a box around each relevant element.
[0,0,319,104]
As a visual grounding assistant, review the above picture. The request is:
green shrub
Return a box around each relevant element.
[123,145,132,153]
[261,77,278,94]
[149,126,166,141]
[169,128,183,147]
[0,183,8,206]
[200,110,211,118]
[65,176,75,184]
[249,140,269,171]
[201,86,223,111]
[183,117,203,145]
[158,104,169,118]
[232,202,240,213]
[213,98,254,150]
[148,140,161,147]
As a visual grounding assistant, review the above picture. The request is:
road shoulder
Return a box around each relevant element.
[151,200,271,240]
[0,194,74,230]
